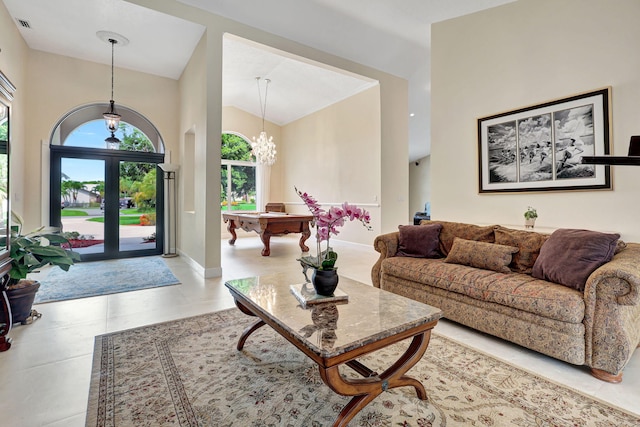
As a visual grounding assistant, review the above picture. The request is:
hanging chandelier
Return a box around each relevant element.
[97,31,128,150]
[251,77,277,165]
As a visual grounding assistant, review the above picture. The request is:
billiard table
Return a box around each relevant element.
[222,212,314,256]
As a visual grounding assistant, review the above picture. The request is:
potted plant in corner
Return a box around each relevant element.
[0,212,80,325]
[524,206,538,229]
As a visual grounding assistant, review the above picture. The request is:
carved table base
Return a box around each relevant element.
[233,298,435,426]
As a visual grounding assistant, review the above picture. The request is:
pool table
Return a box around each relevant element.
[222,212,314,256]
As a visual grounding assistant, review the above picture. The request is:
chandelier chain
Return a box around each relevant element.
[256,77,270,131]
[110,38,116,101]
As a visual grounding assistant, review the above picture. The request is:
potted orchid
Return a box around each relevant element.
[295,187,371,295]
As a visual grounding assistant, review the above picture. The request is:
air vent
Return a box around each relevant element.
[16,19,31,29]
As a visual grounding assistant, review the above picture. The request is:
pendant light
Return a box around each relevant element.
[97,31,129,149]
[251,77,277,165]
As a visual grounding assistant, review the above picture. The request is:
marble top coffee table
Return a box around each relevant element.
[225,272,443,427]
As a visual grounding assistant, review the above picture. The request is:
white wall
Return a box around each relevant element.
[19,50,180,232]
[131,0,409,274]
[281,85,381,246]
[431,0,640,241]
[2,0,410,275]
[0,1,28,217]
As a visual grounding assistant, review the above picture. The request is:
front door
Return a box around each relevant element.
[50,146,164,261]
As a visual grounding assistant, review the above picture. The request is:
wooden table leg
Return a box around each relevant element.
[259,231,272,256]
[234,299,266,350]
[226,219,237,245]
[299,228,311,252]
[319,331,431,426]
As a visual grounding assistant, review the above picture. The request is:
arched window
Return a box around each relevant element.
[49,103,165,261]
[62,120,155,151]
[221,133,256,211]
[51,102,164,152]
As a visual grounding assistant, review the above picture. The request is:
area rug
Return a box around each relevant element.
[34,257,180,304]
[86,309,640,427]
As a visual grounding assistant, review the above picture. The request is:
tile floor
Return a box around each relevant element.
[0,235,638,426]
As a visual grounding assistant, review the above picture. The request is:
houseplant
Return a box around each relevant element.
[0,212,80,324]
[296,187,371,295]
[524,206,538,229]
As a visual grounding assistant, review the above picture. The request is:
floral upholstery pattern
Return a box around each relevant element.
[420,220,496,256]
[444,237,518,274]
[372,223,640,380]
[494,226,549,274]
[381,256,584,323]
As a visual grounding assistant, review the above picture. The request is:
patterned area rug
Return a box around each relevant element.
[34,257,180,304]
[86,308,640,427]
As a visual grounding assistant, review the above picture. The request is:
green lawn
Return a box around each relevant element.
[87,215,142,225]
[61,209,89,217]
[121,208,155,215]
[221,203,256,211]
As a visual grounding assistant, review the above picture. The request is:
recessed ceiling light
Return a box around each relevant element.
[409,113,415,117]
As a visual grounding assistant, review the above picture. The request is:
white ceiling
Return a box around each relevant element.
[2,0,517,161]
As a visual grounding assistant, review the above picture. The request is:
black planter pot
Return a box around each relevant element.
[312,268,339,296]
[0,280,40,325]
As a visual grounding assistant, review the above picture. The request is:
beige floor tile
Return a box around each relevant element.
[0,234,638,426]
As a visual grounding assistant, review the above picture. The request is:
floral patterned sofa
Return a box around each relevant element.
[371,220,640,383]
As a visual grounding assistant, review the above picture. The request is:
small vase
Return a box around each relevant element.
[525,218,536,229]
[312,268,339,296]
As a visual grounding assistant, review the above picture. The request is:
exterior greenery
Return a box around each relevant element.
[61,124,157,210]
[221,134,256,208]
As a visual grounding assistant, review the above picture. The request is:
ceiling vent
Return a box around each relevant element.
[16,19,31,29]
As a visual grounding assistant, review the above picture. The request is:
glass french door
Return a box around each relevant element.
[50,146,164,261]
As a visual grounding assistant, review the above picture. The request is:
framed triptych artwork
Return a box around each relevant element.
[478,87,611,193]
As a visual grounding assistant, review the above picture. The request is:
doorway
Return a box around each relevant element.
[50,146,164,261]
[49,105,166,262]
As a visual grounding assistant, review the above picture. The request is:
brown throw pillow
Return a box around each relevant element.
[397,223,442,258]
[494,226,549,274]
[532,229,620,291]
[444,237,519,274]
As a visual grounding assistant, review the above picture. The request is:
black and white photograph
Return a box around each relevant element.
[517,114,553,182]
[487,120,517,183]
[478,88,611,193]
[553,105,595,179]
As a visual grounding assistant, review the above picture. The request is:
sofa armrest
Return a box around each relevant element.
[371,232,400,288]
[583,242,640,377]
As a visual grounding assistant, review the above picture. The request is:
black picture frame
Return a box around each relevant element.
[478,87,611,193]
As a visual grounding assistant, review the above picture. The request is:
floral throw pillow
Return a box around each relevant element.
[444,237,519,274]
[494,226,549,274]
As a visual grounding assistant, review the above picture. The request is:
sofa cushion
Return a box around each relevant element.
[421,220,496,256]
[397,223,442,258]
[444,237,518,274]
[494,226,549,274]
[381,257,585,324]
[532,229,620,291]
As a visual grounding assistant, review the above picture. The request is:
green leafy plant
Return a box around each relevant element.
[7,212,81,286]
[524,206,538,220]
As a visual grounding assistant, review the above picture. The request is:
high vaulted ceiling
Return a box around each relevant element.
[2,0,517,162]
